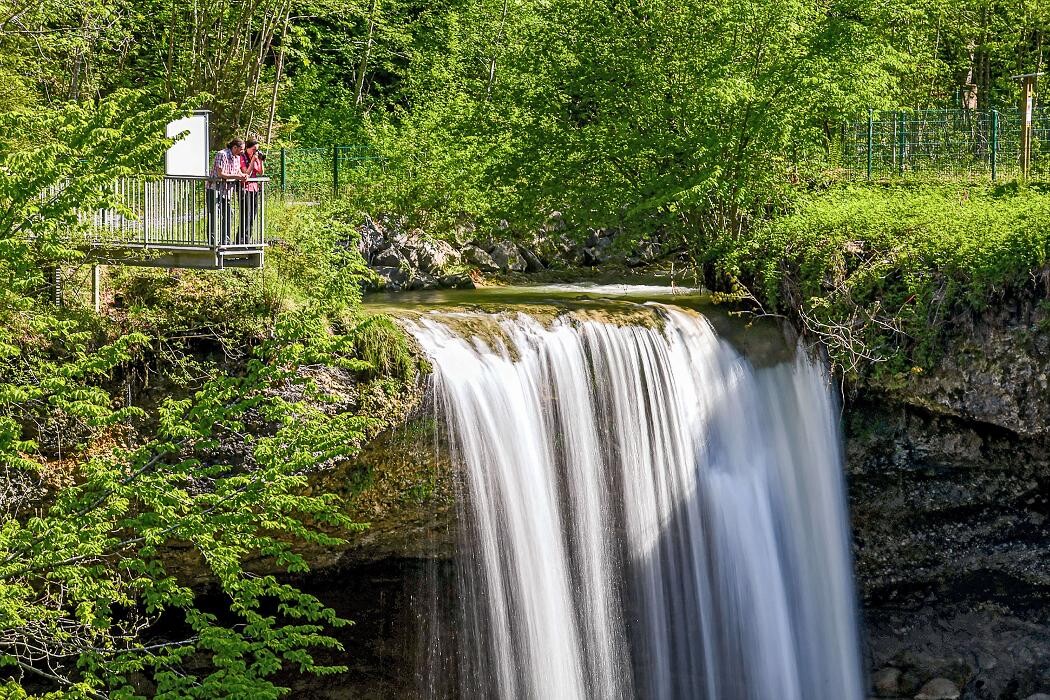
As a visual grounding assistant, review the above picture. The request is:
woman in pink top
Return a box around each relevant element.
[238,139,265,244]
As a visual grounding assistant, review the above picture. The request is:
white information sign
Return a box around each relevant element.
[165,112,210,177]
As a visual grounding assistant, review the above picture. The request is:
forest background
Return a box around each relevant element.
[1,0,1049,696]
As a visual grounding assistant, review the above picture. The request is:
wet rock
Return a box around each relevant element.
[1025,694,1050,700]
[915,677,961,699]
[489,241,526,272]
[463,245,500,273]
[873,667,903,697]
[885,303,1050,437]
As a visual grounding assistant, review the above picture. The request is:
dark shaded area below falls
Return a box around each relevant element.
[848,395,1050,699]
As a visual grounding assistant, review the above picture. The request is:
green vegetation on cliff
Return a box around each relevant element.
[0,97,422,697]
[717,184,1050,378]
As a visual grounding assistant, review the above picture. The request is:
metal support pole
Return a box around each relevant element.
[280,148,287,191]
[898,111,907,177]
[45,267,61,306]
[332,145,340,195]
[866,109,874,181]
[991,109,999,182]
[91,264,101,313]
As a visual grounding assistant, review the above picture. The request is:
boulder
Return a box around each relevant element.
[636,239,662,263]
[358,215,385,262]
[545,211,567,232]
[872,667,902,697]
[416,239,459,274]
[1025,695,1050,700]
[530,230,575,267]
[372,246,407,269]
[407,272,439,291]
[370,266,409,291]
[452,221,476,246]
[915,677,960,700]
[489,241,526,272]
[580,247,603,266]
[517,245,545,273]
[463,245,500,273]
[439,273,476,290]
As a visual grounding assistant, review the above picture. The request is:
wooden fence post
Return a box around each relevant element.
[898,111,907,176]
[867,109,874,181]
[990,110,999,182]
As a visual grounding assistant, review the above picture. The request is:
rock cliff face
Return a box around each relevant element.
[848,300,1050,699]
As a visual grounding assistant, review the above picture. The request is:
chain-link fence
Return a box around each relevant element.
[273,145,386,198]
[841,108,1050,182]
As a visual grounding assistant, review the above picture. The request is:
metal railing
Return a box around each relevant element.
[86,176,268,250]
[841,107,1050,182]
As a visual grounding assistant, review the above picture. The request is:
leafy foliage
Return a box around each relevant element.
[0,93,401,697]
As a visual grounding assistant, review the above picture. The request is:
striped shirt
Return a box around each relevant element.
[208,148,241,192]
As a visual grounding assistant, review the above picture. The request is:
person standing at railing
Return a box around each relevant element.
[207,138,247,246]
[238,139,264,244]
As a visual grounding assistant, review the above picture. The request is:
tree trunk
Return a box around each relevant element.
[356,0,378,107]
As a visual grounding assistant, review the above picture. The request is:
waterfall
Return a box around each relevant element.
[404,303,864,700]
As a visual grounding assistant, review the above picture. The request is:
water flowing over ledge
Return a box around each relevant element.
[402,302,864,700]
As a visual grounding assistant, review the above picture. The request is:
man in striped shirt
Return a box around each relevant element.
[207,138,246,245]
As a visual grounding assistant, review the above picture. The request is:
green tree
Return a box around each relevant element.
[0,92,382,697]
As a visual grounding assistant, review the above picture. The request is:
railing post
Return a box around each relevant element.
[867,109,874,181]
[259,180,266,246]
[991,109,999,182]
[898,111,907,177]
[332,145,340,195]
[280,148,287,191]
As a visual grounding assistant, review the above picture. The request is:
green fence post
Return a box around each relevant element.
[898,111,907,177]
[990,110,999,182]
[280,148,287,191]
[867,109,874,181]
[332,145,340,195]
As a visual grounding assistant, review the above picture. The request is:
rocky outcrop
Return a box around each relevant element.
[886,306,1050,438]
[849,299,1050,699]
[357,213,676,291]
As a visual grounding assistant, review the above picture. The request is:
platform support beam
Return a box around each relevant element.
[91,264,102,313]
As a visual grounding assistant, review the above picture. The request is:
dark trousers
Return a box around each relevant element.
[238,190,259,244]
[207,189,232,246]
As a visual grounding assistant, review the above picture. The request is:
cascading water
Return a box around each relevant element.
[404,300,864,700]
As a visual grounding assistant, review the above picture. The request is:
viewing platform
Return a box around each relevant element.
[84,175,269,270]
